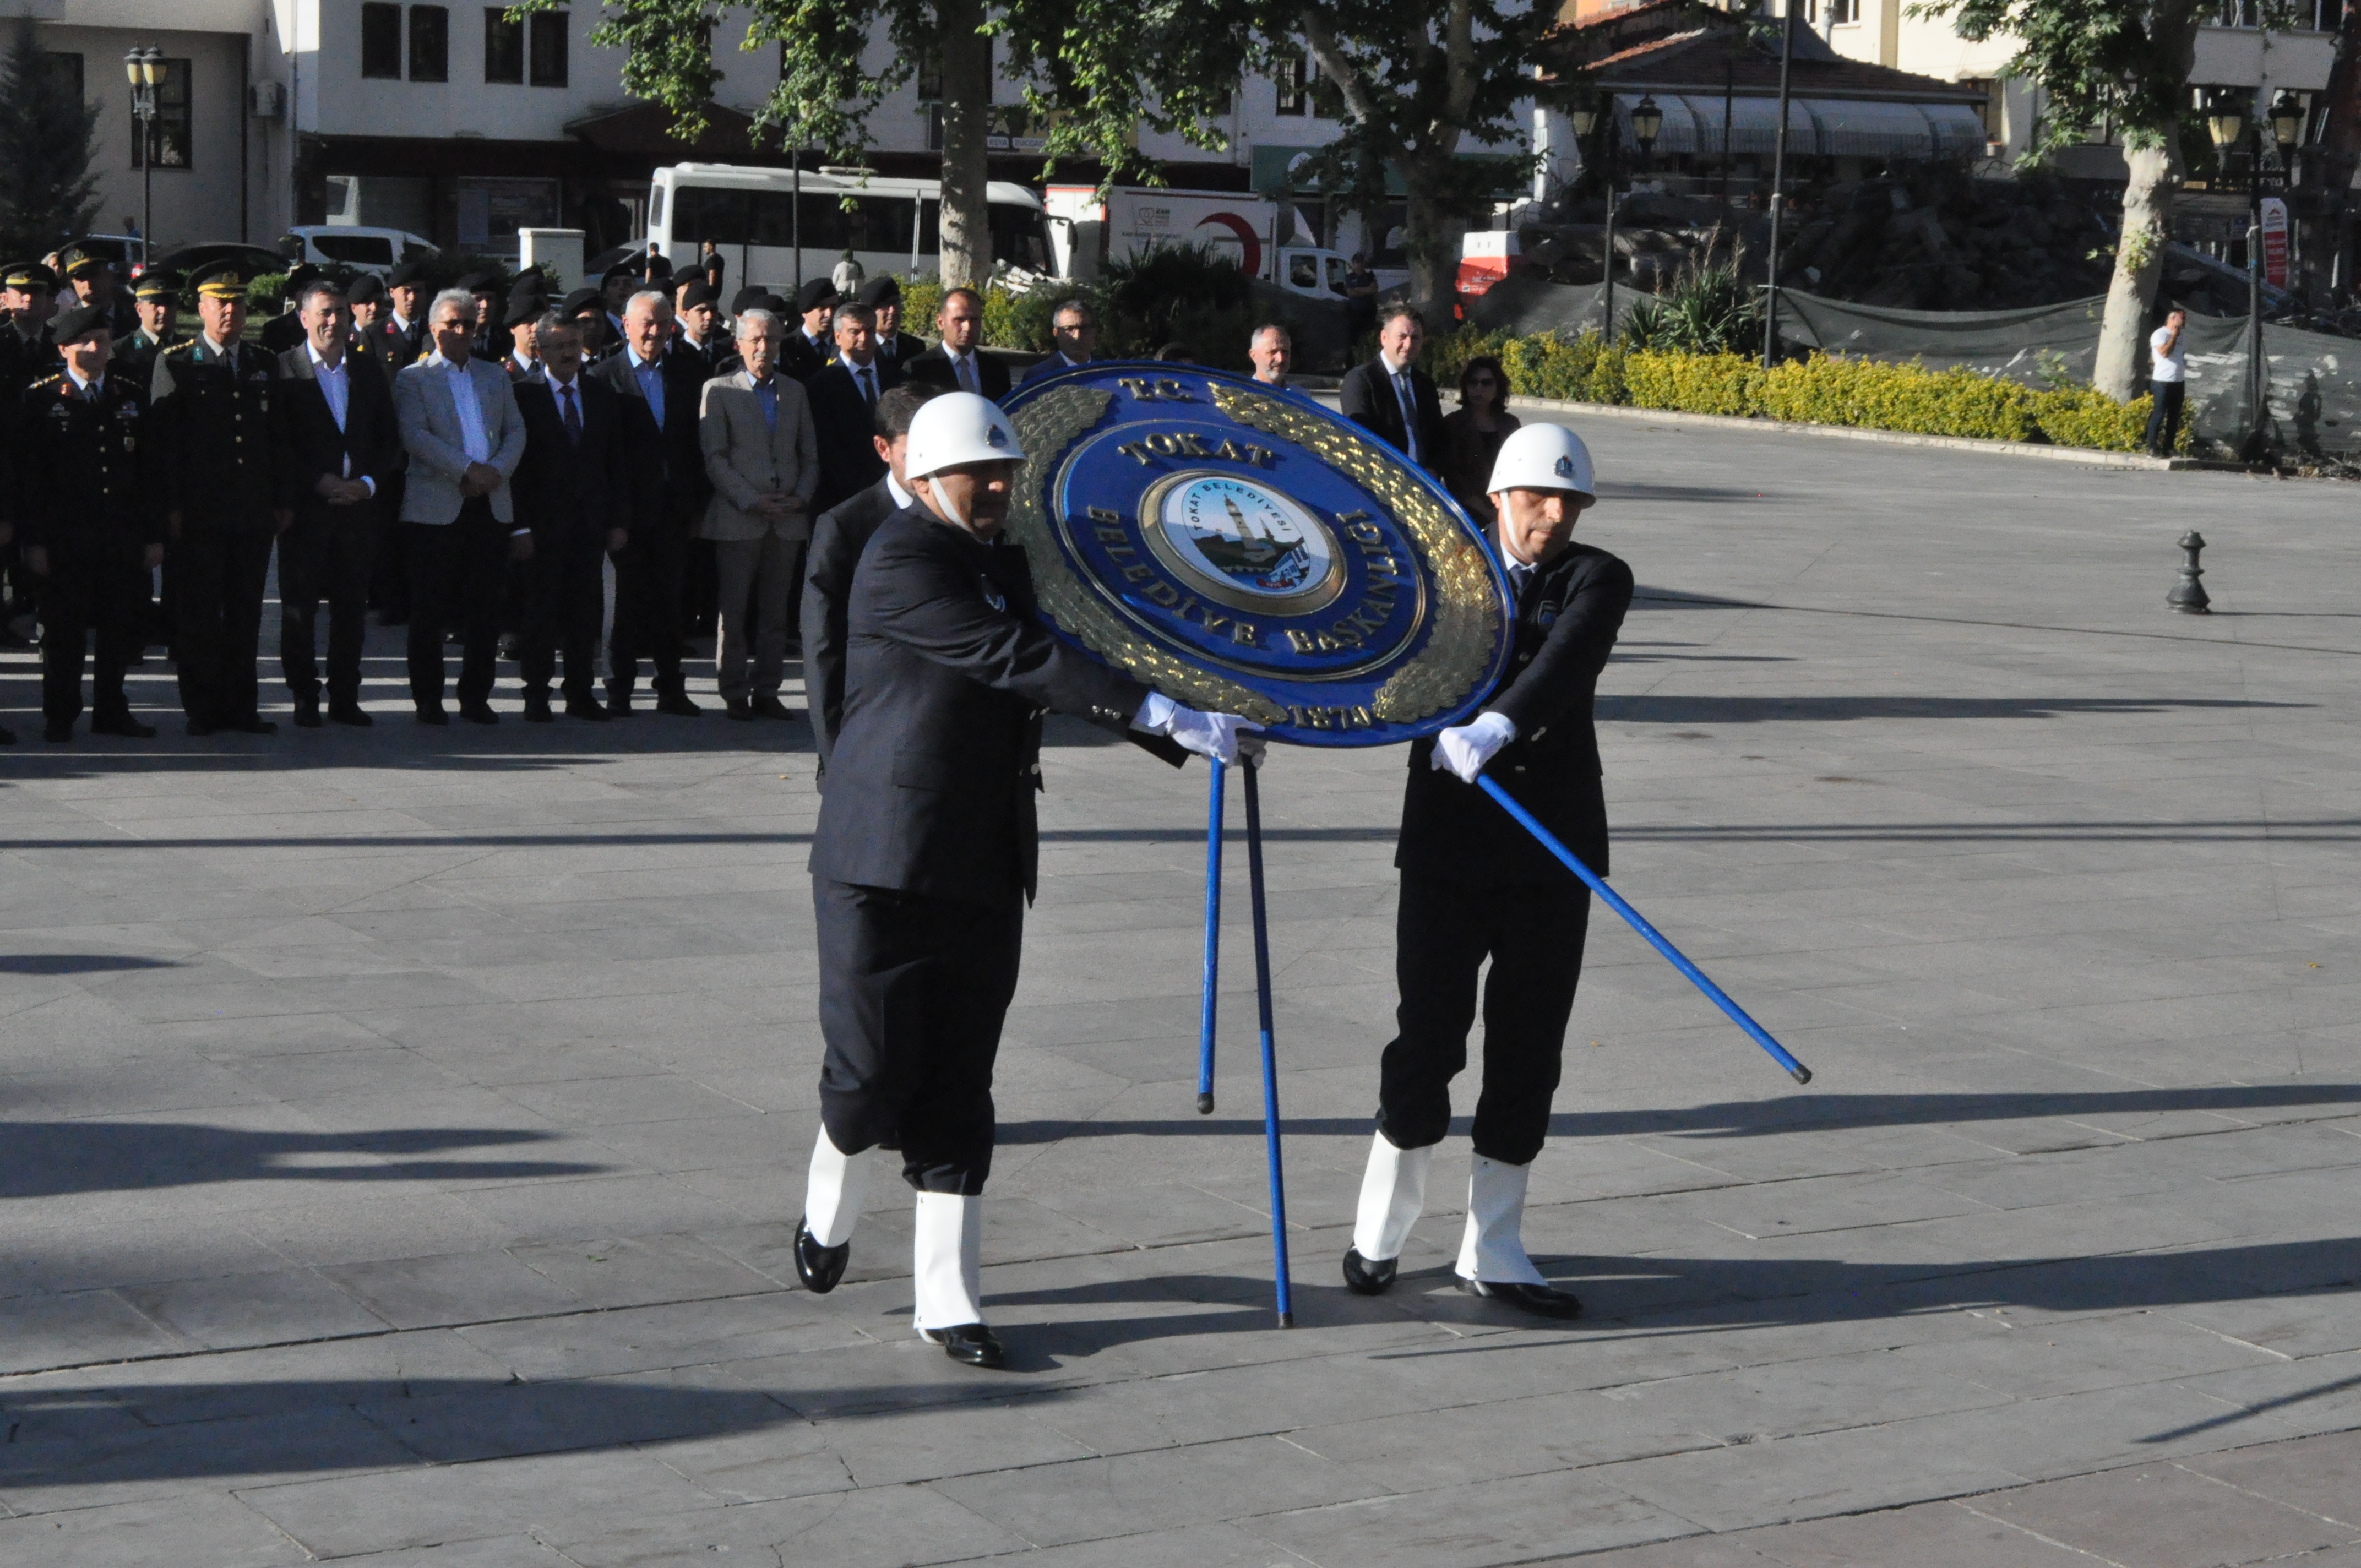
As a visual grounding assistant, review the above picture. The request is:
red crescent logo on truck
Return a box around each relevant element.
[1193,213,1261,280]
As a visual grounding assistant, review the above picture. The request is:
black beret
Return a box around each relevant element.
[456,269,504,293]
[561,287,605,317]
[50,302,110,344]
[386,260,428,288]
[345,272,387,304]
[284,263,320,291]
[795,277,840,314]
[676,280,718,310]
[503,291,546,328]
[728,284,773,314]
[600,261,637,286]
[857,274,902,308]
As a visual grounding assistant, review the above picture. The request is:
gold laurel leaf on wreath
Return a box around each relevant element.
[1006,386,1289,726]
[1207,384,1503,723]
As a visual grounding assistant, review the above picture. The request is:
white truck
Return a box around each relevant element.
[1045,185,1404,300]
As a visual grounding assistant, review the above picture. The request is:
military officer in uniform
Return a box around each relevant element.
[860,275,924,372]
[1341,423,1631,1320]
[116,272,178,386]
[60,248,139,341]
[792,391,1262,1369]
[13,303,163,741]
[150,264,286,736]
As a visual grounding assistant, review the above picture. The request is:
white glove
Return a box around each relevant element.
[1133,692,1264,766]
[1430,711,1516,784]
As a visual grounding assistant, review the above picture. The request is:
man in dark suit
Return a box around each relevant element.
[366,261,432,627]
[273,277,401,728]
[1016,297,1098,386]
[803,381,934,775]
[779,278,839,383]
[806,301,904,511]
[903,286,1007,400]
[860,275,924,371]
[587,287,707,716]
[1341,422,1631,1322]
[513,313,634,722]
[790,390,1260,1370]
[1339,304,1446,470]
[13,303,164,741]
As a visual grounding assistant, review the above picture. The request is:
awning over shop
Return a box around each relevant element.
[1799,99,1944,157]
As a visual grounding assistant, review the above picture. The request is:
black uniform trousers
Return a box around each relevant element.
[402,498,508,708]
[278,505,377,706]
[40,547,146,726]
[1377,873,1593,1167]
[607,515,688,695]
[519,522,606,701]
[173,516,275,726]
[813,878,1025,1195]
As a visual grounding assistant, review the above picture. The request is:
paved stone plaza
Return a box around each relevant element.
[3,418,2359,1567]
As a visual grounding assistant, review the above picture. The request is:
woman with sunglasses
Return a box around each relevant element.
[1441,356,1521,525]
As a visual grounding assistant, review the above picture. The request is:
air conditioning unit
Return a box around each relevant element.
[251,81,284,119]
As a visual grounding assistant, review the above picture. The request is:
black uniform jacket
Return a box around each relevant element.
[113,328,170,391]
[803,474,899,773]
[272,345,401,521]
[1340,357,1446,469]
[904,343,1011,400]
[149,336,282,523]
[512,374,641,545]
[779,329,831,384]
[587,346,709,526]
[877,329,927,373]
[14,372,161,556]
[1397,538,1633,888]
[809,506,1181,904]
[368,313,429,374]
[807,356,904,510]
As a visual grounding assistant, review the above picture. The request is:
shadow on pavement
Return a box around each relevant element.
[0,955,179,974]
[0,1122,609,1199]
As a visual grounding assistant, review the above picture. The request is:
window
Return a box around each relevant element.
[1275,53,1312,116]
[1821,0,1859,20]
[45,50,81,100]
[484,8,524,83]
[916,44,940,104]
[409,6,449,81]
[361,3,401,78]
[529,9,568,85]
[130,58,191,170]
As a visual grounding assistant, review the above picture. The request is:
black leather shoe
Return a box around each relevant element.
[1342,1248,1397,1295]
[91,714,156,738]
[416,704,449,726]
[227,717,278,736]
[329,703,374,727]
[605,688,634,717]
[726,698,755,722]
[922,1324,1007,1369]
[565,696,612,722]
[184,718,217,737]
[292,698,323,729]
[793,1219,849,1294]
[1456,1277,1582,1320]
[42,721,71,742]
[521,693,554,723]
[655,691,702,718]
[752,694,797,721]
[460,701,499,725]
[0,723,14,744]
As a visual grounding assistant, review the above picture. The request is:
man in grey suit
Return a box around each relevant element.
[699,307,819,722]
[393,288,530,724]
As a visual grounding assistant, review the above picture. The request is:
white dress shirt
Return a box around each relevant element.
[308,343,376,494]
[442,356,492,464]
[946,348,984,395]
[886,472,913,509]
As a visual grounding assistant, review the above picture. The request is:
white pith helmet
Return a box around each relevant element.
[1486,422,1596,499]
[905,391,1026,480]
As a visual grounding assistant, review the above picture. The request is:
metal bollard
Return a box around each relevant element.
[2168,530,2210,614]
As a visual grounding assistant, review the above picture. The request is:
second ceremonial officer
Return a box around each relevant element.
[792,392,1264,1369]
[1342,422,1631,1320]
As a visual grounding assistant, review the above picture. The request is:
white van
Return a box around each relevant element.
[279,226,439,278]
[646,163,1058,284]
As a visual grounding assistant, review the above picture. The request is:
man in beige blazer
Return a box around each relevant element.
[700,308,820,720]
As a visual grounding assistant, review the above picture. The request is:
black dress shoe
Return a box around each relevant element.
[726,697,755,722]
[654,691,702,718]
[329,703,374,727]
[565,696,612,722]
[91,714,157,739]
[416,704,450,726]
[292,699,323,729]
[1456,1277,1582,1320]
[1342,1248,1397,1295]
[922,1324,1007,1369]
[184,718,217,737]
[605,688,634,717]
[752,694,797,721]
[42,721,71,742]
[521,693,554,723]
[793,1219,849,1294]
[0,723,15,744]
[227,717,278,736]
[460,701,499,725]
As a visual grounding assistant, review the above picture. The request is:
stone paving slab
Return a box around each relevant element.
[4,423,2361,1564]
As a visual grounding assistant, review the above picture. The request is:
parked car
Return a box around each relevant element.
[278,226,438,278]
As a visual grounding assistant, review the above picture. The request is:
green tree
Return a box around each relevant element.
[537,0,1252,287]
[0,16,100,261]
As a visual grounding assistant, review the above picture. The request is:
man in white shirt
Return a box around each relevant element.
[2145,307,2187,458]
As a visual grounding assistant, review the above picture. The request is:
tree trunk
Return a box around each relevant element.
[935,0,992,288]
[2095,137,2175,401]
[1402,175,1466,323]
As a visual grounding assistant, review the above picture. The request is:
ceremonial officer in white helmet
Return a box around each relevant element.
[795,391,1264,1368]
[1342,421,1631,1319]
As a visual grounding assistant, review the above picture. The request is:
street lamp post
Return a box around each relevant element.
[1569,99,1611,339]
[123,47,161,270]
[2205,95,2263,455]
[1623,95,1662,339]
[1761,0,1800,369]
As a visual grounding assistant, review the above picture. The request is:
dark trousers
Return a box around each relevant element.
[608,521,687,694]
[279,506,377,706]
[1378,873,1592,1167]
[172,520,275,726]
[519,525,606,700]
[814,878,1025,1195]
[371,474,410,618]
[39,548,145,725]
[2145,380,2186,455]
[403,500,508,709]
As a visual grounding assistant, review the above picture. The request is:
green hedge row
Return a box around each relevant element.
[1426,328,2182,455]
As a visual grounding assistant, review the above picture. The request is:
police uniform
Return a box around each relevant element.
[150,266,285,735]
[15,303,163,740]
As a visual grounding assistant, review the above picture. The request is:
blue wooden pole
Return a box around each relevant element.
[1476,774,1813,1085]
[1241,762,1294,1327]
[1196,758,1226,1115]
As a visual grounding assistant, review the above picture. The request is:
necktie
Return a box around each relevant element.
[1395,372,1419,460]
[561,385,581,445]
[859,366,875,404]
[956,355,978,395]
